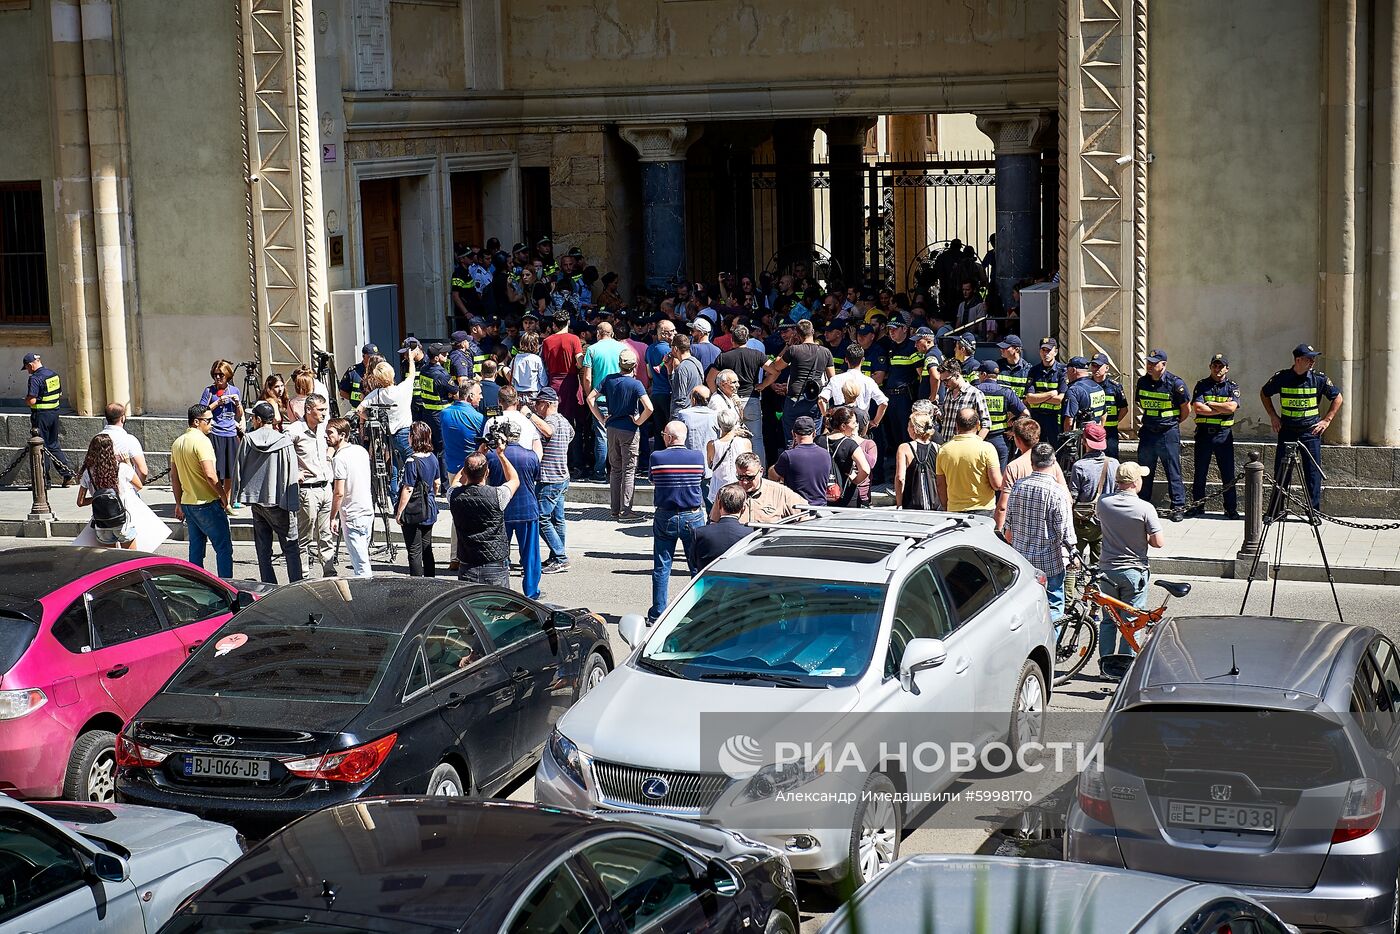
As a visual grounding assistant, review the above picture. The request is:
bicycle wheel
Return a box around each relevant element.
[1053,606,1097,686]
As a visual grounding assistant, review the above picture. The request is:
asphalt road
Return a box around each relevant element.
[4,520,1393,932]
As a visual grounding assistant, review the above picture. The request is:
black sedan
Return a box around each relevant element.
[159,798,800,934]
[115,578,611,838]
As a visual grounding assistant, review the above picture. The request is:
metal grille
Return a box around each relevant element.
[0,182,49,324]
[591,760,731,814]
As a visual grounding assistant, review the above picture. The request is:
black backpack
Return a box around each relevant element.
[90,488,128,531]
[903,441,941,511]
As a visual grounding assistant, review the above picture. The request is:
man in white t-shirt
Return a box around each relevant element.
[99,402,148,482]
[818,344,889,423]
[327,417,374,578]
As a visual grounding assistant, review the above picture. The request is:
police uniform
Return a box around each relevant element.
[1262,344,1342,510]
[450,262,479,324]
[1091,357,1126,459]
[1062,373,1107,428]
[1026,350,1067,448]
[1191,357,1241,517]
[881,331,921,469]
[416,346,456,481]
[339,363,367,406]
[1135,350,1191,515]
[997,340,1033,401]
[975,367,1027,468]
[23,355,74,483]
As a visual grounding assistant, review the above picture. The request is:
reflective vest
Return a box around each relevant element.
[998,358,1032,399]
[1099,378,1122,428]
[1278,385,1319,421]
[346,369,364,406]
[415,370,449,413]
[1136,372,1186,433]
[980,384,1009,433]
[1027,363,1064,412]
[1196,378,1238,429]
[29,369,61,411]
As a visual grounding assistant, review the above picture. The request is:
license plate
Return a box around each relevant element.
[183,755,271,781]
[1167,799,1277,833]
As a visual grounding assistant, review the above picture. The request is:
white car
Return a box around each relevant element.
[535,510,1054,888]
[0,795,242,933]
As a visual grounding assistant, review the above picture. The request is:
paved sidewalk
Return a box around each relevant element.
[4,488,1400,584]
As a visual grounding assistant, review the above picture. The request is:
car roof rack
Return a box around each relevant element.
[758,506,973,542]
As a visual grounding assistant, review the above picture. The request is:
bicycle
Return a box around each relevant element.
[1051,562,1192,685]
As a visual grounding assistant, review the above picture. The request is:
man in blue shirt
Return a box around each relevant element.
[440,381,485,482]
[589,350,653,519]
[486,419,543,600]
[646,319,676,459]
[648,420,706,622]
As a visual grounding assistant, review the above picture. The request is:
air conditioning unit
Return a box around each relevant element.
[330,286,400,371]
[1018,282,1059,351]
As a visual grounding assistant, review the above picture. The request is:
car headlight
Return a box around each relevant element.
[741,753,828,802]
[0,688,46,720]
[549,729,587,789]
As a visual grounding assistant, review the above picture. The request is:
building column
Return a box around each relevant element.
[889,114,932,293]
[977,112,1051,309]
[619,123,702,293]
[1370,0,1400,444]
[772,120,815,267]
[826,118,874,286]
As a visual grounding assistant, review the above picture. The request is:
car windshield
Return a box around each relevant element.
[0,613,39,675]
[166,622,401,704]
[640,573,885,687]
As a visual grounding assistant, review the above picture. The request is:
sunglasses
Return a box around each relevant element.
[737,472,761,481]
[195,416,213,423]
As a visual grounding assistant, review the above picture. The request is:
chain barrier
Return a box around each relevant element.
[1262,471,1400,532]
[1152,468,1247,519]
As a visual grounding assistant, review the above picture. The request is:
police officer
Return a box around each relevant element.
[417,342,456,481]
[1090,352,1126,459]
[975,359,1026,468]
[952,333,978,371]
[1025,337,1067,447]
[21,352,74,486]
[448,330,479,386]
[510,242,531,278]
[401,337,427,423]
[536,236,558,279]
[1189,352,1242,519]
[1260,342,1343,513]
[880,317,920,469]
[1136,348,1191,521]
[996,334,1033,401]
[339,343,378,408]
[911,327,942,401]
[823,320,848,370]
[1062,356,1106,432]
[854,324,889,382]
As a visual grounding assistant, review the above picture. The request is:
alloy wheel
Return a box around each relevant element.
[858,796,898,883]
[87,750,116,802]
[1013,674,1044,749]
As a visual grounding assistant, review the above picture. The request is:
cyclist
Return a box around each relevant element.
[1095,462,1165,658]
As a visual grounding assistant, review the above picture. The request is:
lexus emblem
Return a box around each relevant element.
[640,777,670,800]
[212,734,236,748]
[1210,784,1232,802]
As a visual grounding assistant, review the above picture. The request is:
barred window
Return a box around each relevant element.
[0,182,49,325]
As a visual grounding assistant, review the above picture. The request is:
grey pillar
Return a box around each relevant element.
[977,113,1052,309]
[620,123,703,293]
[826,118,874,286]
[773,120,815,269]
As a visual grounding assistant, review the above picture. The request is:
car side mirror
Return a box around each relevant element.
[618,613,649,648]
[547,610,572,631]
[704,857,744,897]
[232,590,258,613]
[899,638,947,692]
[91,852,129,884]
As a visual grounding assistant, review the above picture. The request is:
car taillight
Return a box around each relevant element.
[116,733,168,768]
[0,688,46,720]
[1332,778,1385,844]
[1077,768,1114,825]
[280,733,397,783]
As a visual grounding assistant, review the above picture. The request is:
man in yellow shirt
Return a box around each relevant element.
[935,407,1003,516]
[171,404,233,577]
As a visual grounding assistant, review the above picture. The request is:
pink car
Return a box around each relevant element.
[0,546,260,801]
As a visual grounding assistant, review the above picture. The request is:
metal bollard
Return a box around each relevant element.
[27,428,53,522]
[1239,451,1264,557]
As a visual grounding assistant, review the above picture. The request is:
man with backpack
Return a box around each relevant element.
[237,401,304,584]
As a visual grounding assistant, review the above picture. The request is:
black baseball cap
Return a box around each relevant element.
[250,401,277,422]
[1068,355,1090,368]
[1040,337,1058,350]
[450,330,471,343]
[511,242,528,254]
[1293,343,1320,359]
[792,416,817,436]
[535,387,559,403]
[565,247,584,259]
[912,327,936,340]
[979,359,1000,376]
[1146,348,1168,363]
[957,334,976,349]
[361,343,379,355]
[426,342,450,357]
[997,335,1023,349]
[1090,352,1111,367]
[823,320,845,332]
[537,235,553,245]
[1210,353,1229,366]
[398,337,421,354]
[20,352,39,369]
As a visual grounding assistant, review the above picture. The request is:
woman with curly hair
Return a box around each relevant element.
[76,434,140,548]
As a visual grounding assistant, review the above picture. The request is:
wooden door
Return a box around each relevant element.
[360,178,406,333]
[451,173,484,250]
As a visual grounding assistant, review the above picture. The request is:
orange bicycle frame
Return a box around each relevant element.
[1080,581,1168,653]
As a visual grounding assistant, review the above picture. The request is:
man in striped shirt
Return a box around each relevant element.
[935,359,990,442]
[1005,443,1077,621]
[648,420,707,622]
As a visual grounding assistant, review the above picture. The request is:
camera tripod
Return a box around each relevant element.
[1240,439,1342,621]
[363,406,400,562]
[312,350,340,419]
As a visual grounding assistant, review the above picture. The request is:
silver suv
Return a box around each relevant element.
[535,510,1055,888]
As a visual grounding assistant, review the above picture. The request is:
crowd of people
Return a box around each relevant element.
[23,232,1345,648]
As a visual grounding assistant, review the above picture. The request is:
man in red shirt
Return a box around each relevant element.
[542,309,586,472]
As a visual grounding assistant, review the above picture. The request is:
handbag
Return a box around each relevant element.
[1072,459,1112,540]
[825,436,857,504]
[399,458,432,525]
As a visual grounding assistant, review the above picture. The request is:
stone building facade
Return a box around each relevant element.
[0,0,1395,445]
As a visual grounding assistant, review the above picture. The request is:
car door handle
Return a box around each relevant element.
[954,658,971,675]
[105,665,130,680]
[187,640,205,655]
[445,691,466,708]
[511,667,532,683]
[1009,618,1024,631]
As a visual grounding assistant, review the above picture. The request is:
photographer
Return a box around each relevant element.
[358,353,417,490]
[449,430,519,587]
[754,319,835,446]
